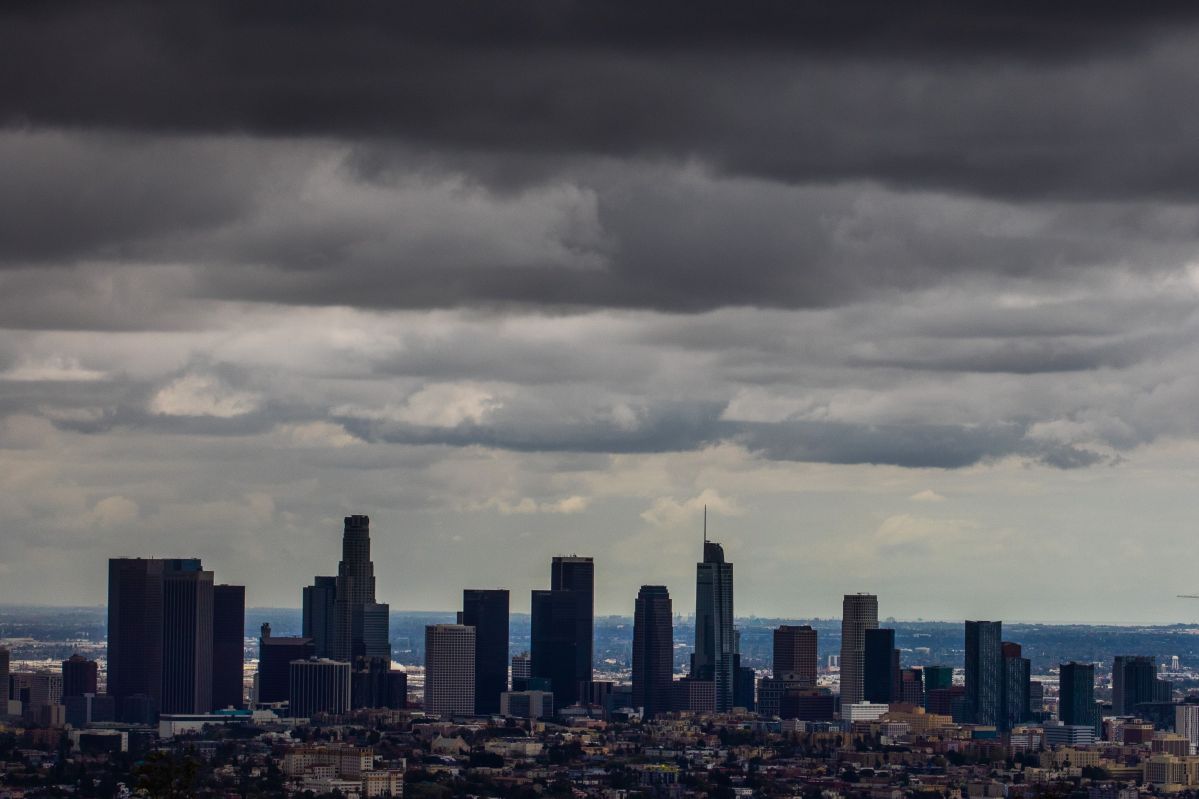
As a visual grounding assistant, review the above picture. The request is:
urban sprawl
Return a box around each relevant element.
[2,515,1199,799]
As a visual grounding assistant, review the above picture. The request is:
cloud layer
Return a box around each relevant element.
[2,3,1199,619]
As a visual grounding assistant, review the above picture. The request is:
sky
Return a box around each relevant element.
[3,2,1199,622]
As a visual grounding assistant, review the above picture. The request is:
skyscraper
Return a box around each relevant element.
[632,585,673,719]
[61,654,98,698]
[425,624,476,718]
[840,594,879,706]
[459,589,509,715]
[332,515,389,664]
[863,628,899,705]
[160,562,214,714]
[1060,661,1098,732]
[212,584,246,710]
[1002,641,1030,731]
[107,558,170,714]
[531,556,593,708]
[693,540,735,712]
[302,576,337,658]
[773,625,817,686]
[1113,655,1157,715]
[964,620,1003,726]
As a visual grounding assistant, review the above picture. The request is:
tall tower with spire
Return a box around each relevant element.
[692,508,735,712]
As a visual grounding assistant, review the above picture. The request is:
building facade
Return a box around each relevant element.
[290,659,351,718]
[425,624,476,718]
[212,584,245,710]
[773,625,817,687]
[302,576,337,658]
[693,541,735,712]
[863,627,898,705]
[160,562,215,715]
[460,588,509,715]
[530,556,593,708]
[840,594,879,706]
[965,620,1003,726]
[632,585,673,719]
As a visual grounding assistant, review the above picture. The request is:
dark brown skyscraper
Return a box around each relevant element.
[531,556,594,707]
[632,585,673,719]
[61,654,98,698]
[161,563,214,714]
[212,584,246,710]
[772,625,817,686]
[107,558,170,712]
[459,589,509,715]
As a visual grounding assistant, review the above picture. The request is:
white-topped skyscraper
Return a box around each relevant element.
[691,512,735,712]
[839,593,879,706]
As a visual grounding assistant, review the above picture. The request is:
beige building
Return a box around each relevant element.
[424,624,476,718]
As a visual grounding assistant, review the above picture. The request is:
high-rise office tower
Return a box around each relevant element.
[1002,641,1030,731]
[302,576,337,658]
[965,620,1003,726]
[531,556,594,708]
[107,558,170,714]
[863,628,899,704]
[161,562,214,714]
[773,625,817,686]
[693,540,735,712]
[61,655,98,698]
[459,589,509,715]
[289,659,351,718]
[1113,656,1157,715]
[257,623,315,704]
[425,624,476,718]
[632,585,674,719]
[212,584,246,710]
[1060,661,1098,732]
[840,594,879,706]
[332,515,389,664]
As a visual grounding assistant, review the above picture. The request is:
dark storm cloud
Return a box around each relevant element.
[4,2,1199,200]
[6,137,1199,322]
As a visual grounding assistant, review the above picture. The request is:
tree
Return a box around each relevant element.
[134,751,201,798]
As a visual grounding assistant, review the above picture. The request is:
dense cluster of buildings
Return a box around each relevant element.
[6,512,1199,799]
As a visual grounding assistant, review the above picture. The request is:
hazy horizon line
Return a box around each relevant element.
[1,602,1195,629]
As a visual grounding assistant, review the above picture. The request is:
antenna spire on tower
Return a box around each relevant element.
[703,504,708,543]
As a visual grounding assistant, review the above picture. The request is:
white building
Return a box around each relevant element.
[424,624,475,717]
[843,701,889,723]
[1175,704,1199,753]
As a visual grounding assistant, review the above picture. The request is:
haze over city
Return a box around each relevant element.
[4,3,1199,624]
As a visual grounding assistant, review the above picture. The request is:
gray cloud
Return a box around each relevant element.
[4,3,1199,202]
